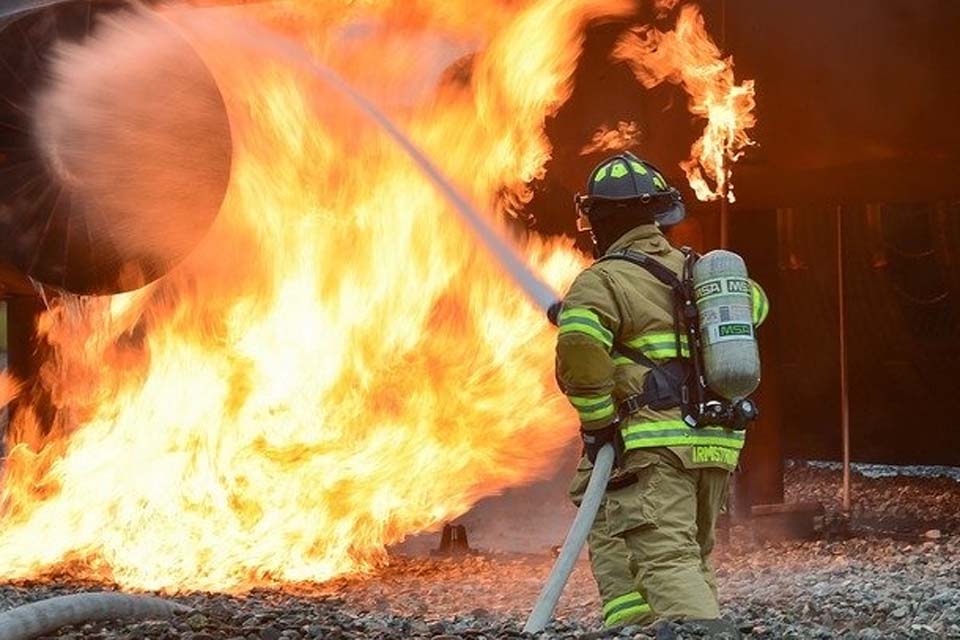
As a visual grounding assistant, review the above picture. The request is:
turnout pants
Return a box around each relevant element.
[605,447,729,621]
[569,456,654,628]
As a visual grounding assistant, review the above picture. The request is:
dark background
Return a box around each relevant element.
[531,0,960,465]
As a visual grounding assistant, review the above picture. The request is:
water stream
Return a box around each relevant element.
[174,8,562,313]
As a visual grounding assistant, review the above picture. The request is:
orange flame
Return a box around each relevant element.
[579,120,641,156]
[0,0,751,592]
[0,372,20,409]
[614,5,756,202]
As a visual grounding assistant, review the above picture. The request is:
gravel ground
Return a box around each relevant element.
[785,461,960,535]
[0,464,958,639]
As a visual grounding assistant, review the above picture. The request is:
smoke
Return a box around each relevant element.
[32,7,232,290]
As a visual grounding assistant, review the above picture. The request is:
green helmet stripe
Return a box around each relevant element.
[610,162,629,178]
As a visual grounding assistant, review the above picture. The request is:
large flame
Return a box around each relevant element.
[614,4,756,202]
[0,0,753,592]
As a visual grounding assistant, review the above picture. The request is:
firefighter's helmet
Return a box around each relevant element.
[575,152,685,231]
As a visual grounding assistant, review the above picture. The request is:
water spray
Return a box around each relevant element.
[174,10,560,314]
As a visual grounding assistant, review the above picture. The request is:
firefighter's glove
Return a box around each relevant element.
[581,421,622,466]
[546,300,563,326]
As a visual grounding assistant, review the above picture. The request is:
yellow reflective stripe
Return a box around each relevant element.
[751,280,769,327]
[559,323,613,348]
[603,591,650,627]
[612,354,634,366]
[643,345,689,359]
[603,591,646,615]
[558,308,613,349]
[605,603,651,627]
[623,422,746,440]
[626,332,688,349]
[580,405,616,422]
[622,421,745,450]
[558,308,604,324]
[568,394,612,410]
[577,404,616,422]
[569,394,616,422]
[625,332,690,359]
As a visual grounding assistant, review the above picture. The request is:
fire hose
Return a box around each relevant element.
[0,592,188,640]
[523,443,615,633]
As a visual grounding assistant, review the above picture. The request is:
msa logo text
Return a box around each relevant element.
[726,279,750,294]
[718,323,752,337]
[695,281,723,299]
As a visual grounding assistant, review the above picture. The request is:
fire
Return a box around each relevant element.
[579,120,642,156]
[614,5,756,202]
[0,0,752,592]
[0,372,19,408]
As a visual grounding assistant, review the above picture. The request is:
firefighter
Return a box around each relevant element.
[568,278,768,630]
[555,152,767,633]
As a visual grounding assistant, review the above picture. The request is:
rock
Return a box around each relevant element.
[924,529,942,540]
[186,612,209,630]
[260,626,282,640]
[409,620,431,634]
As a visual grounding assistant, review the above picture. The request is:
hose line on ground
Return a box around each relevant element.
[0,591,188,640]
[523,443,615,633]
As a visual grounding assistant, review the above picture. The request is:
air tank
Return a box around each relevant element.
[692,249,762,401]
[0,0,232,296]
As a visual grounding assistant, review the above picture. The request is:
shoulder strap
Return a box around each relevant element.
[595,249,684,370]
[597,249,683,289]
